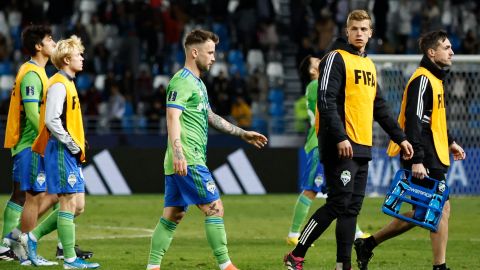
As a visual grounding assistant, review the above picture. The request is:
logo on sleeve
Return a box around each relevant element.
[26,86,35,96]
[167,91,178,101]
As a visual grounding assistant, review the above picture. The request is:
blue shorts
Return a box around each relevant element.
[13,148,47,192]
[44,138,85,194]
[164,165,220,211]
[301,148,326,193]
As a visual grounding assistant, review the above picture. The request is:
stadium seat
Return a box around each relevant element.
[94,74,106,91]
[269,102,284,116]
[0,60,12,75]
[0,75,14,91]
[153,75,170,89]
[209,62,228,78]
[212,23,230,52]
[266,61,284,80]
[251,116,268,135]
[268,88,284,103]
[76,74,92,92]
[246,49,265,74]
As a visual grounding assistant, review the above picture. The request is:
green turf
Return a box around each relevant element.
[0,195,479,269]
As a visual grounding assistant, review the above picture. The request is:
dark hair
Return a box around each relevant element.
[21,25,52,57]
[184,29,219,48]
[299,55,313,86]
[418,30,448,55]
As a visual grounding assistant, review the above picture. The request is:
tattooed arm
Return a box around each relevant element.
[208,108,246,137]
[208,108,268,148]
[167,107,187,176]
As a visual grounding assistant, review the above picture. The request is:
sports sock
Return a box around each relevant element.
[433,263,447,270]
[57,211,76,259]
[293,205,336,258]
[365,235,377,251]
[289,194,313,234]
[205,216,230,265]
[219,260,232,270]
[355,224,361,234]
[32,209,58,241]
[2,201,23,238]
[148,217,177,266]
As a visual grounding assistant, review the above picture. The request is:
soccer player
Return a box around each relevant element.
[283,10,413,270]
[1,25,58,265]
[354,30,466,270]
[286,54,369,246]
[30,35,100,269]
[146,29,268,270]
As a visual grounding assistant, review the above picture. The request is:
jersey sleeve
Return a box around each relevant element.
[20,71,42,131]
[20,71,42,103]
[166,78,192,111]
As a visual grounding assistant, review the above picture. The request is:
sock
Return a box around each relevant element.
[365,235,377,251]
[32,209,58,241]
[205,216,230,265]
[11,227,21,240]
[433,263,447,270]
[148,217,177,266]
[292,205,336,258]
[289,194,313,234]
[2,201,23,238]
[355,224,361,234]
[57,211,76,259]
[219,260,232,270]
[58,242,63,249]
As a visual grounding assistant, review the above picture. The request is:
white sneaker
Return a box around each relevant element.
[4,235,27,261]
[36,255,59,266]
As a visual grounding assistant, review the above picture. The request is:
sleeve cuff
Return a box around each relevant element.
[167,104,185,110]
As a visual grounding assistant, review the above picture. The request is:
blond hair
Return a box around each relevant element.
[51,35,84,69]
[346,10,372,29]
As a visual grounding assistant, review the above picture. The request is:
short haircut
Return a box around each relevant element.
[418,30,449,55]
[21,25,52,57]
[184,29,219,49]
[346,10,372,29]
[299,55,313,86]
[51,35,84,69]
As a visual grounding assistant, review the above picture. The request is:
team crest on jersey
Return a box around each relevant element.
[36,172,46,186]
[167,91,177,101]
[340,170,351,186]
[314,175,324,187]
[206,180,216,194]
[67,172,77,188]
[26,86,35,96]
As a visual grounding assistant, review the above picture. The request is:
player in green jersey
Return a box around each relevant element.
[286,55,370,246]
[147,29,268,270]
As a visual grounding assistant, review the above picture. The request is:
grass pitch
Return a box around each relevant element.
[1,195,479,269]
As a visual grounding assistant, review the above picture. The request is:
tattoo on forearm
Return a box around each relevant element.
[173,139,184,160]
[208,110,245,137]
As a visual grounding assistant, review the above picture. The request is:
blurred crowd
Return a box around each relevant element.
[293,0,480,67]
[0,0,478,135]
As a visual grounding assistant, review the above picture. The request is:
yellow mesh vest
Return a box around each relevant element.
[32,73,86,162]
[386,67,450,166]
[337,50,377,146]
[4,62,48,148]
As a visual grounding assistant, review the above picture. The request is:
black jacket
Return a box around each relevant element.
[401,56,453,171]
[317,38,406,161]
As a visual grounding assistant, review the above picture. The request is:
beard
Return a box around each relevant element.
[196,59,210,72]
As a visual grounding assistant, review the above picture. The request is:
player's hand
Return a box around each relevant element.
[399,140,413,160]
[173,158,187,176]
[172,142,187,176]
[337,140,353,159]
[241,131,268,149]
[412,163,427,179]
[450,142,466,161]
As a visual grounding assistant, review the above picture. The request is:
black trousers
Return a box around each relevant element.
[295,157,369,265]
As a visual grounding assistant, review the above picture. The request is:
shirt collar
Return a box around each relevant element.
[58,70,75,81]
